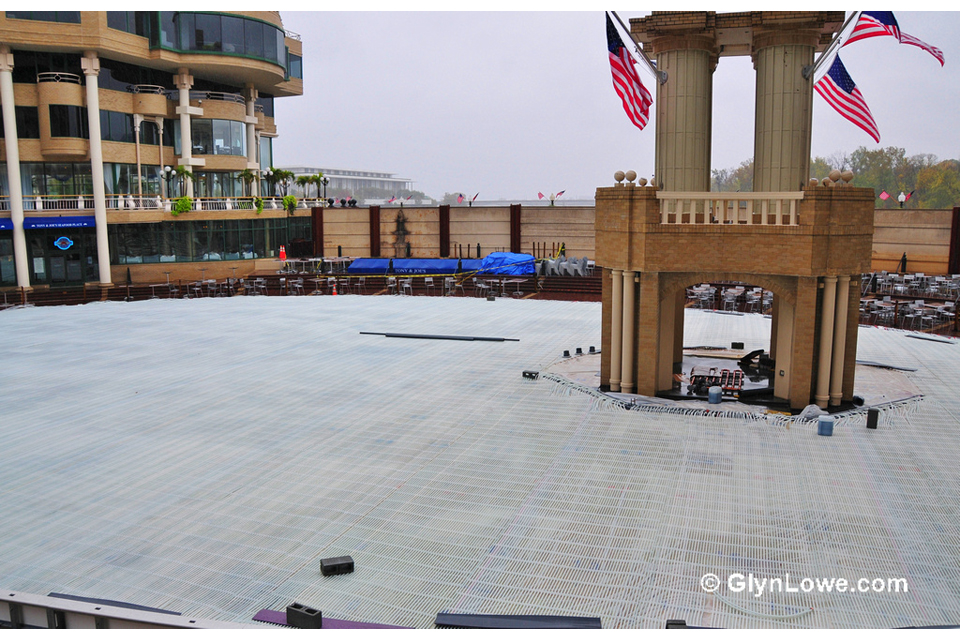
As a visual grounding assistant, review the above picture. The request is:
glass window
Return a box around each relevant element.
[212,119,230,155]
[179,13,196,51]
[244,19,263,59]
[0,106,40,139]
[222,15,244,54]
[195,13,221,52]
[140,120,159,146]
[49,105,88,138]
[191,119,212,155]
[231,121,245,156]
[107,11,127,31]
[288,54,302,80]
[6,11,80,23]
[263,25,280,63]
[46,163,75,195]
[159,11,177,48]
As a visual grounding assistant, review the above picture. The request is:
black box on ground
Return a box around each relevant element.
[321,555,355,576]
[286,602,322,628]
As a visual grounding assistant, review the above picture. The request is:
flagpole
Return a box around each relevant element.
[610,11,667,85]
[804,11,860,79]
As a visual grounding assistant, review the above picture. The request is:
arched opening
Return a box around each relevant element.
[658,272,797,407]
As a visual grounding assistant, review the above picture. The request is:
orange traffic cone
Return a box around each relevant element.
[332,280,338,296]
[279,245,287,261]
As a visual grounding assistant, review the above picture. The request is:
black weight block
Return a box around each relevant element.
[320,555,355,576]
[286,602,322,629]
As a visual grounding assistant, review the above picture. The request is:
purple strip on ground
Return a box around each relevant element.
[253,609,407,629]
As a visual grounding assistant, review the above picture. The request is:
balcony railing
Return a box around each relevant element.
[0,195,326,213]
[37,72,82,84]
[657,191,804,226]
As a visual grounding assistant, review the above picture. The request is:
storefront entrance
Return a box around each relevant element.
[27,225,99,286]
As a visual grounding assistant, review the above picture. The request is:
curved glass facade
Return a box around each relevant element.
[154,12,286,69]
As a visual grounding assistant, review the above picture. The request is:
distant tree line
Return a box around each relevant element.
[711,147,960,209]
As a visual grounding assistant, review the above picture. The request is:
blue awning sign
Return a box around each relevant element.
[0,218,12,230]
[24,216,96,229]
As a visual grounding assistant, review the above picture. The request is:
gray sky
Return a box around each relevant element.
[274,10,959,201]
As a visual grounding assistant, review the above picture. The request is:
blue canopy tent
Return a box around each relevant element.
[347,258,391,275]
[391,259,460,275]
[478,252,536,276]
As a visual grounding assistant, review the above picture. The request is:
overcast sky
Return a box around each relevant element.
[274,10,959,201]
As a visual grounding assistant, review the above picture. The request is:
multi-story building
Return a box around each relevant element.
[0,11,305,289]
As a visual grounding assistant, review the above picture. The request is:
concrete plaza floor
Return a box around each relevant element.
[1,297,959,628]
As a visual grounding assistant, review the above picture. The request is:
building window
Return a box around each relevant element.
[5,11,81,24]
[176,119,246,156]
[0,106,41,139]
[287,53,302,80]
[156,12,286,71]
[49,105,88,138]
[99,110,134,144]
[106,11,148,37]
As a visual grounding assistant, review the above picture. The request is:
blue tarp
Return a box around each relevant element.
[347,258,391,274]
[392,259,460,275]
[478,252,536,275]
[459,259,482,273]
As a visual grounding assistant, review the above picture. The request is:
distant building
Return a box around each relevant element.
[281,166,413,200]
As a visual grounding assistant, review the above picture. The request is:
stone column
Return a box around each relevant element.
[244,84,259,196]
[651,35,716,192]
[620,271,636,394]
[752,29,819,192]
[174,69,195,197]
[81,52,112,286]
[0,46,30,288]
[610,269,623,392]
[815,276,837,408]
[829,275,851,406]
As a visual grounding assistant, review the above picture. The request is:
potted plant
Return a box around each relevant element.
[172,196,193,216]
[282,195,298,216]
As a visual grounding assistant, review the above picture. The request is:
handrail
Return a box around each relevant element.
[657,191,805,226]
[127,84,167,94]
[37,72,81,84]
[0,194,325,213]
[188,90,245,105]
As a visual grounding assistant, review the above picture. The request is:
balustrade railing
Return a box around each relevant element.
[657,192,804,226]
[0,195,325,214]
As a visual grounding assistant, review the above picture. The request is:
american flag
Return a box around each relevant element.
[606,12,652,130]
[844,11,901,46]
[556,190,565,198]
[815,56,880,143]
[457,193,464,204]
[844,11,944,66]
[900,32,944,66]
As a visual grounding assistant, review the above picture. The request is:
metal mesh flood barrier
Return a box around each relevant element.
[1,298,959,628]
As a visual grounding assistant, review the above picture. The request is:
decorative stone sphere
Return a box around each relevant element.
[614,171,625,183]
[840,170,854,183]
[808,178,819,187]
[625,170,637,182]
[638,177,648,186]
[822,178,833,187]
[829,169,841,182]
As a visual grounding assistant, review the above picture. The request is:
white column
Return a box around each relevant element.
[0,46,30,288]
[815,276,837,408]
[610,269,623,392]
[829,275,851,407]
[245,84,259,196]
[155,118,165,198]
[81,52,112,285]
[174,69,194,198]
[620,270,636,394]
[133,114,143,199]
